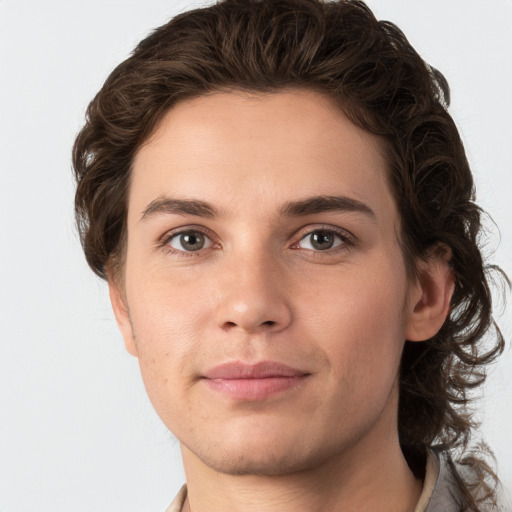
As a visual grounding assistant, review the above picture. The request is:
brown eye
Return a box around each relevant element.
[169,231,211,252]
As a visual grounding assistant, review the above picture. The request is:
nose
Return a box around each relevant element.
[214,250,292,334]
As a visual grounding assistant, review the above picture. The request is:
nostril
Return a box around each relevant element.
[262,320,276,326]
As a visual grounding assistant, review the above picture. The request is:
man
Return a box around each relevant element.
[72,0,508,510]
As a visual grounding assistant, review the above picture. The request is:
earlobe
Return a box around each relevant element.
[405,245,455,342]
[107,276,139,357]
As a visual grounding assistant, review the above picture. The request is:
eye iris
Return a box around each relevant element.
[311,231,334,250]
[180,232,205,251]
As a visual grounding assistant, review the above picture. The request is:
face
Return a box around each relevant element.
[113,89,421,476]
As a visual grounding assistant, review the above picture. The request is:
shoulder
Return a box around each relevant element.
[423,450,510,512]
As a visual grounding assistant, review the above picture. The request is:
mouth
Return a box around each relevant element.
[202,361,311,401]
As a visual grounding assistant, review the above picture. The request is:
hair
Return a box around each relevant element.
[73,0,508,509]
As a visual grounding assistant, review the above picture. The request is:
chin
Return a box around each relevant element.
[202,452,316,477]
[189,436,341,477]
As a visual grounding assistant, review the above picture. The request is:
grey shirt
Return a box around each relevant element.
[414,449,459,511]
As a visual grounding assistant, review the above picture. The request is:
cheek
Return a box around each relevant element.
[124,266,213,408]
[127,260,211,343]
[298,257,408,394]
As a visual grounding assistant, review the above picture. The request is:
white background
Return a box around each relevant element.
[0,1,511,510]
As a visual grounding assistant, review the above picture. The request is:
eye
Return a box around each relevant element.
[167,230,212,252]
[297,229,349,251]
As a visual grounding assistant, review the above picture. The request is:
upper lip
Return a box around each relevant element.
[203,361,309,379]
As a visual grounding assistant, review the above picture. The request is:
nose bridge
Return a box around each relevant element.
[214,240,292,333]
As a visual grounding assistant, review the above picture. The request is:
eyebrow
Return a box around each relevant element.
[140,194,376,221]
[280,195,376,220]
[140,196,218,221]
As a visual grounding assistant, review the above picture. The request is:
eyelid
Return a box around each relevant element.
[158,225,220,253]
[157,223,355,255]
[290,224,356,250]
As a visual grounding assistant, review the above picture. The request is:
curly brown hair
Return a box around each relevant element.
[72,0,508,508]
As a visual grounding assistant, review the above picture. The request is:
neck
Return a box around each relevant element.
[180,413,422,512]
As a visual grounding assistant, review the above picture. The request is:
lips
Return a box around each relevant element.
[202,361,310,401]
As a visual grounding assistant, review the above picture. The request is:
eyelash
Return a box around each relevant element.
[292,225,355,255]
[159,226,217,258]
[158,225,355,258]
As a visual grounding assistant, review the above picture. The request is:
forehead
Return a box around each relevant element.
[130,89,395,224]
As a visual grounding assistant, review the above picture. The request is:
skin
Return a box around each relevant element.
[109,89,454,512]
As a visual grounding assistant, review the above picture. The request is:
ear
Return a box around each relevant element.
[107,275,139,357]
[405,245,455,342]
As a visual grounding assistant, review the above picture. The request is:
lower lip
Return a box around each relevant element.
[204,376,308,401]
